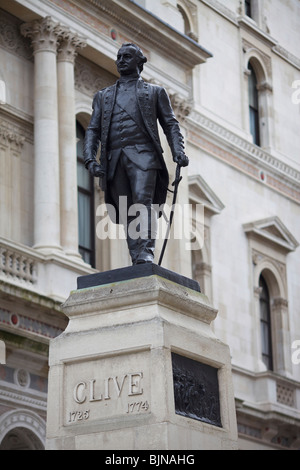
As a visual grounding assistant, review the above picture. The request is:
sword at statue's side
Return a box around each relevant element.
[158,164,182,267]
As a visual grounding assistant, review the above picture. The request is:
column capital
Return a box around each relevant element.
[257,81,273,93]
[20,16,64,54]
[272,297,289,309]
[57,32,87,63]
[0,120,25,149]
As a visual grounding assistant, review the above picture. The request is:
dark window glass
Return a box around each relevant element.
[245,0,252,17]
[248,63,260,146]
[259,275,273,370]
[76,122,95,267]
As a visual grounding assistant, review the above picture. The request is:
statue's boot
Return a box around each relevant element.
[135,206,157,264]
[126,233,139,265]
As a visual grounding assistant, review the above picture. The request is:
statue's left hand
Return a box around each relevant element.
[174,154,189,167]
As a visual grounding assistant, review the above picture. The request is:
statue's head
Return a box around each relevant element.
[116,43,147,75]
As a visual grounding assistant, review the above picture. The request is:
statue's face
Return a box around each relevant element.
[116,45,140,76]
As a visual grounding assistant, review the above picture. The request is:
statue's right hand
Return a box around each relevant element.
[87,161,105,177]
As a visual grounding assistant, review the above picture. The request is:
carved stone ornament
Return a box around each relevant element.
[20,16,65,53]
[170,93,193,121]
[14,368,30,388]
[0,10,32,60]
[57,32,87,63]
[0,120,25,148]
[75,56,116,96]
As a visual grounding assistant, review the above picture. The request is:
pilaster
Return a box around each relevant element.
[0,121,25,241]
[57,31,86,259]
[271,297,292,377]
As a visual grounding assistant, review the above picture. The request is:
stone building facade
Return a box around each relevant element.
[0,0,299,450]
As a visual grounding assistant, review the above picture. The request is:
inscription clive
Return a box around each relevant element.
[73,372,143,404]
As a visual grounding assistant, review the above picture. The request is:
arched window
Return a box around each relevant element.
[259,275,273,370]
[248,62,260,146]
[0,427,44,450]
[76,122,95,267]
[0,410,46,450]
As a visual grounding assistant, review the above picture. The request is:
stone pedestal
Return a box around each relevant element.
[46,266,238,450]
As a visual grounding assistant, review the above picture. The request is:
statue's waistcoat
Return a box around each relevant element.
[108,85,152,150]
[100,79,163,163]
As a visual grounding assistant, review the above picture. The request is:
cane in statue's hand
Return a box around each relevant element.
[158,159,187,267]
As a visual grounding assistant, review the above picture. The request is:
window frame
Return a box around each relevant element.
[243,216,297,376]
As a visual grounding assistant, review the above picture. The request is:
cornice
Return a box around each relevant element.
[187,110,300,204]
[273,45,300,71]
[84,0,212,68]
[0,384,47,411]
[238,16,278,49]
[0,306,64,341]
[200,0,238,25]
[243,216,299,253]
[188,174,225,216]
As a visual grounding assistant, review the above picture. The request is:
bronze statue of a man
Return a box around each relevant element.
[84,43,188,265]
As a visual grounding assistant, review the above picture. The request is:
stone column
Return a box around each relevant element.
[21,17,63,252]
[257,81,274,152]
[57,32,86,259]
[271,297,292,377]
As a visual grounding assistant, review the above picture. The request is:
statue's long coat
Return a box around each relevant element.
[84,77,185,220]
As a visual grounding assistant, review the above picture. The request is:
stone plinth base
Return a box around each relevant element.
[46,267,238,450]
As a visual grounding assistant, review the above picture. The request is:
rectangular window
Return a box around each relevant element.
[249,107,260,146]
[245,0,252,17]
[248,64,260,146]
[77,122,95,267]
